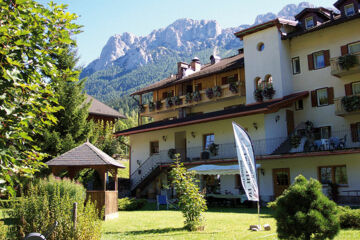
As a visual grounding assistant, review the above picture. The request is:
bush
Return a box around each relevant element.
[338,206,360,229]
[0,221,7,240]
[270,175,340,240]
[0,198,21,209]
[170,154,207,231]
[118,197,147,211]
[10,175,102,240]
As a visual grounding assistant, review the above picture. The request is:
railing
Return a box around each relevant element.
[130,128,360,190]
[334,95,360,116]
[140,82,245,116]
[330,53,360,78]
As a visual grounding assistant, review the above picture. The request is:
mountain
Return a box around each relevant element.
[82,2,314,114]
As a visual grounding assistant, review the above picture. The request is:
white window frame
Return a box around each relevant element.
[313,51,325,69]
[292,57,301,74]
[352,82,360,95]
[344,3,355,16]
[316,88,329,106]
[305,17,315,29]
[348,42,360,54]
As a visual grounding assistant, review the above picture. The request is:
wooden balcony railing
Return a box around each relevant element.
[330,53,360,78]
[140,83,245,116]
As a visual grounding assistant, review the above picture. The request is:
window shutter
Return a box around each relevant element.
[324,50,330,67]
[350,123,359,142]
[345,83,353,96]
[341,45,348,56]
[221,77,227,85]
[311,90,317,107]
[327,87,334,104]
[308,54,314,70]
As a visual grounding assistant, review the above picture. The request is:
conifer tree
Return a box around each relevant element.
[39,47,91,157]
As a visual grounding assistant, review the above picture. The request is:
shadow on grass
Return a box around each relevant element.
[105,227,185,236]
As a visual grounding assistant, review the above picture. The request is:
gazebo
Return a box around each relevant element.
[46,142,125,220]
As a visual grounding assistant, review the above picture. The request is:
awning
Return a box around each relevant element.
[188,164,261,175]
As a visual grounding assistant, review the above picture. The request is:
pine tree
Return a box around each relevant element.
[39,47,91,157]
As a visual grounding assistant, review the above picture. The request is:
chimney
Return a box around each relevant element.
[177,62,188,79]
[190,57,201,71]
[210,55,221,65]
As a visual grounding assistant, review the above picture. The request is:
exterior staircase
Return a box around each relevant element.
[130,152,172,192]
[272,122,306,155]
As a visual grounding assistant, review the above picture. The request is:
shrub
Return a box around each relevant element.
[192,91,201,102]
[338,206,360,229]
[148,102,155,112]
[213,86,222,97]
[263,84,275,99]
[0,221,7,240]
[270,175,340,240]
[165,97,173,108]
[10,175,102,240]
[254,88,263,102]
[205,88,214,99]
[0,198,21,209]
[229,82,238,93]
[118,197,147,211]
[170,154,207,231]
[338,54,358,70]
[185,92,192,103]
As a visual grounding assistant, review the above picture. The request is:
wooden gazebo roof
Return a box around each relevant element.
[46,142,125,168]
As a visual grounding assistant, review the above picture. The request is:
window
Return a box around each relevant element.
[317,88,329,106]
[313,126,331,140]
[203,133,214,150]
[350,122,360,142]
[292,57,301,74]
[257,42,265,52]
[295,99,304,110]
[195,83,202,91]
[150,141,159,155]
[222,74,238,85]
[255,77,264,89]
[348,42,360,54]
[305,16,315,29]
[162,90,174,99]
[318,166,348,185]
[313,51,325,69]
[344,4,355,16]
[311,87,334,107]
[353,82,360,95]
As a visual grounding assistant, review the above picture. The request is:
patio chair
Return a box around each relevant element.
[156,194,168,210]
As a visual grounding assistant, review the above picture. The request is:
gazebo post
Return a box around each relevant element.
[103,167,107,191]
[114,167,118,191]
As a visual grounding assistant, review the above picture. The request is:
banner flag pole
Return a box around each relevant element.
[232,121,261,230]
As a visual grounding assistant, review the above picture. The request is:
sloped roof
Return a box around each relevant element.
[294,7,333,20]
[131,54,244,96]
[115,91,309,136]
[46,142,125,168]
[85,94,126,119]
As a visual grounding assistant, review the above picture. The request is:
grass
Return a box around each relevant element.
[118,160,129,179]
[101,203,360,240]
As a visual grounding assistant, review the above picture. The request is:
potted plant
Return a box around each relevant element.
[208,143,219,156]
[213,86,222,97]
[229,82,238,93]
[173,96,182,106]
[155,100,162,110]
[205,88,214,99]
[165,97,173,108]
[185,92,192,103]
[168,148,176,159]
[338,54,358,70]
[192,91,201,102]
[290,135,302,148]
[341,95,360,112]
[138,104,145,113]
[148,102,155,112]
[263,84,275,99]
[254,88,263,102]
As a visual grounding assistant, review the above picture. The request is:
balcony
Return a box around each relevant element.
[140,83,245,117]
[156,128,360,165]
[330,53,360,78]
[334,95,360,117]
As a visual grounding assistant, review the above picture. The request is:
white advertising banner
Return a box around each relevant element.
[232,122,259,201]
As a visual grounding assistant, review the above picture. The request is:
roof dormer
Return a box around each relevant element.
[295,7,333,29]
[334,0,360,17]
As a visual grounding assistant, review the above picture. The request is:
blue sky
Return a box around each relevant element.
[38,0,335,66]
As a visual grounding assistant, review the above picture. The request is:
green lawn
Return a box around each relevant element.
[101,205,360,240]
